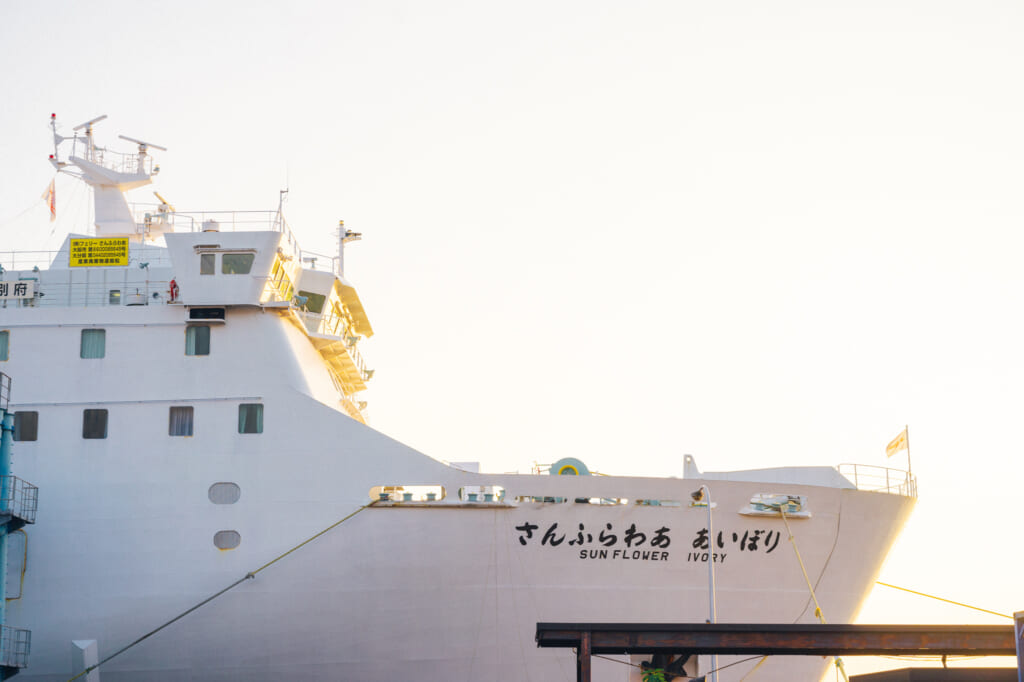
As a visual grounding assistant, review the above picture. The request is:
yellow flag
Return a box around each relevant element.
[886,427,908,458]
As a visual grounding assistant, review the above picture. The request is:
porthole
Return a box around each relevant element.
[213,530,241,550]
[208,482,241,504]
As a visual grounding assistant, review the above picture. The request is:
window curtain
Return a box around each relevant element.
[185,326,210,356]
[238,404,263,434]
[80,329,105,359]
[169,406,194,436]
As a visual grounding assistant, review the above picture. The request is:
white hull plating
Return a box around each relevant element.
[0,306,914,682]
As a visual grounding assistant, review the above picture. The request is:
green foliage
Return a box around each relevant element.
[641,668,667,682]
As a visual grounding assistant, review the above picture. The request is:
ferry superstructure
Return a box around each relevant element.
[0,115,916,681]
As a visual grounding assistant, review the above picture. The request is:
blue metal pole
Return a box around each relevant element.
[0,408,12,678]
[0,409,12,623]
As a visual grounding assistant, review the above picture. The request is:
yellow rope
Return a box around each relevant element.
[874,581,1012,620]
[67,500,378,681]
[780,509,849,682]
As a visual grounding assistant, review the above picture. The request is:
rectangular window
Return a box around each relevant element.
[13,412,37,442]
[238,403,263,434]
[185,325,210,356]
[80,329,105,359]
[169,406,194,436]
[0,330,7,361]
[222,253,255,275]
[200,253,215,275]
[82,409,108,439]
[297,290,326,314]
[109,289,121,305]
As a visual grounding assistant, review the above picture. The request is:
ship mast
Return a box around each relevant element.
[48,114,170,241]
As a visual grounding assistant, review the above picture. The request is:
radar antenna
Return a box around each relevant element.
[72,114,108,163]
[72,114,108,132]
[119,135,167,174]
[118,135,168,152]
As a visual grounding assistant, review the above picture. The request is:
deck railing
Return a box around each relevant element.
[297,310,368,379]
[0,625,30,669]
[837,464,917,498]
[0,279,176,308]
[0,476,38,525]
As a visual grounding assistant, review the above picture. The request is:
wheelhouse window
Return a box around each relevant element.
[222,253,255,275]
[169,406,194,436]
[297,290,326,314]
[82,409,108,439]
[0,330,8,361]
[238,403,263,434]
[185,325,210,356]
[13,412,37,441]
[80,329,105,359]
[200,254,215,275]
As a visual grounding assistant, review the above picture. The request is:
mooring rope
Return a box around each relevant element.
[66,500,378,682]
[779,508,849,682]
[874,581,1011,620]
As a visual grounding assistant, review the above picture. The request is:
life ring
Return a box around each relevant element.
[550,457,590,476]
[169,279,179,302]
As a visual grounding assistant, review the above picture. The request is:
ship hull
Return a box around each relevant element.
[1,298,914,682]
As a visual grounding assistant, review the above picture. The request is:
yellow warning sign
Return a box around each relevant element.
[69,238,130,267]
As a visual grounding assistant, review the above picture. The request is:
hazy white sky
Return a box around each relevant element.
[2,0,1023,675]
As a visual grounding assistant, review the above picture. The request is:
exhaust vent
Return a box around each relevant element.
[189,307,226,321]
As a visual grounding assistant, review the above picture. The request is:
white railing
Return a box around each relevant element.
[1,204,340,280]
[0,248,173,273]
[0,279,177,308]
[837,464,917,498]
[128,205,305,262]
[72,139,153,176]
[297,310,368,377]
[0,251,61,272]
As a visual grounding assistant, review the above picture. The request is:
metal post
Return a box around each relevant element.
[1015,611,1024,682]
[577,629,591,682]
[692,485,718,682]
[705,486,717,682]
[0,405,12,681]
[0,408,12,630]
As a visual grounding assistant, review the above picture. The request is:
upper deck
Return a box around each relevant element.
[2,113,375,422]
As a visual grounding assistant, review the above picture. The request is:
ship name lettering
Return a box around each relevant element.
[686,552,727,564]
[578,549,669,562]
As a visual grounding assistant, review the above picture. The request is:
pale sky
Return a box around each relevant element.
[2,1,1023,676]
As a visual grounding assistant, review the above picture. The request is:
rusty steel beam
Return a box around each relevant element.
[537,623,1016,657]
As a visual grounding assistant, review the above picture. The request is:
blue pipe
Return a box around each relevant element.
[0,408,12,676]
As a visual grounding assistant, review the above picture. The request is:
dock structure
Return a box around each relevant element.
[0,374,36,678]
[535,622,1018,682]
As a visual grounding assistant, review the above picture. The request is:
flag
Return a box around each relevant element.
[885,427,908,458]
[41,179,55,222]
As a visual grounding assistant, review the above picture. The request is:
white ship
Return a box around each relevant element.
[0,115,916,681]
